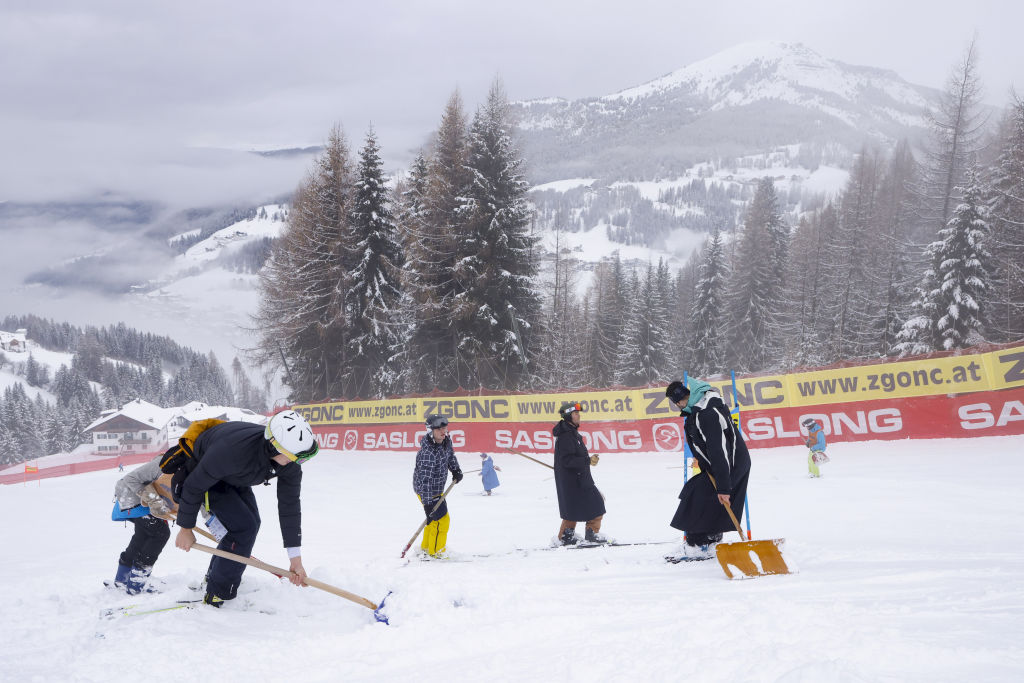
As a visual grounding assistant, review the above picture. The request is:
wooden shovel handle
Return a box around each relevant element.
[401,479,458,558]
[190,542,380,611]
[705,473,745,539]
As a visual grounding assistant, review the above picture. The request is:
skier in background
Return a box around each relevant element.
[478,452,501,495]
[803,417,830,477]
[553,401,607,545]
[413,414,463,557]
[665,378,751,560]
[109,455,172,594]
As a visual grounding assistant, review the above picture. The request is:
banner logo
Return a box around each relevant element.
[653,423,683,452]
[343,430,358,451]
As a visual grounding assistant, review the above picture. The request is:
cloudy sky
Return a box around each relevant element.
[1,0,1021,208]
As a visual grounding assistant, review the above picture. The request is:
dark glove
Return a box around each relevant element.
[452,469,463,483]
[424,498,448,522]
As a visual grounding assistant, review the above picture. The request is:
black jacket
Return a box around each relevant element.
[670,392,750,535]
[176,421,303,548]
[553,419,606,521]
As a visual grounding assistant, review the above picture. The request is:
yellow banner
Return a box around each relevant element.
[292,344,1024,425]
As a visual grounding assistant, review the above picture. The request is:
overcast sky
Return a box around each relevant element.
[1,0,1021,207]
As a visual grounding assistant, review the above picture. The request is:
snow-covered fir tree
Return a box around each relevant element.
[690,228,729,376]
[614,263,670,386]
[452,80,541,390]
[401,91,473,392]
[829,147,883,360]
[540,227,591,390]
[727,178,788,370]
[588,253,627,388]
[898,167,992,353]
[345,126,404,398]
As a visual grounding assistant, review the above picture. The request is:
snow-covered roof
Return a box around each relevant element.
[84,398,267,434]
[84,398,175,433]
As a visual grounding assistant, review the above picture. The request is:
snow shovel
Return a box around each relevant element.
[400,478,459,558]
[190,543,391,624]
[707,474,791,579]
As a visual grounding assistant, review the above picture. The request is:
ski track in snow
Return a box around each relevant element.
[1,435,1022,682]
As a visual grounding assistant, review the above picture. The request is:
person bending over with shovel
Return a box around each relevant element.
[665,379,751,560]
[174,410,319,607]
[413,414,463,558]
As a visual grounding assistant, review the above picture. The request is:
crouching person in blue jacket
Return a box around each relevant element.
[173,410,319,607]
[110,455,173,594]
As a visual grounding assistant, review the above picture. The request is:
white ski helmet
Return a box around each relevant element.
[265,410,319,463]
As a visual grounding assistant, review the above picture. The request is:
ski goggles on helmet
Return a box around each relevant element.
[268,435,319,464]
[559,402,582,417]
[426,414,449,430]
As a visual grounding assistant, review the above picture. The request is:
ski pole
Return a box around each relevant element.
[189,543,390,623]
[731,370,752,540]
[400,479,458,558]
[504,448,554,470]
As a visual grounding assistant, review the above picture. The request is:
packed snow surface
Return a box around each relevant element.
[1,435,1022,681]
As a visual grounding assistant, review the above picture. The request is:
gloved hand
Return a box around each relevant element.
[589,454,600,466]
[148,497,172,518]
[452,469,463,483]
[139,485,173,518]
[423,498,448,522]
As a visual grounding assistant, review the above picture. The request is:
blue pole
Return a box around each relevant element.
[682,370,691,485]
[731,370,752,540]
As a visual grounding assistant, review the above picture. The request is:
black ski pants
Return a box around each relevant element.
[119,516,170,569]
[205,482,261,600]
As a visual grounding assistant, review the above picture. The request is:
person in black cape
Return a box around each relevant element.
[666,378,751,558]
[553,401,607,545]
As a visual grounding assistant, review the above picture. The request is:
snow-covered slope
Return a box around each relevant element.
[2,435,1021,681]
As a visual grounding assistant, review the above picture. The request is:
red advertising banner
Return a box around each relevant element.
[309,387,1024,454]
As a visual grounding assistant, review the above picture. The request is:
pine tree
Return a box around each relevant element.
[691,229,728,375]
[614,270,644,385]
[898,168,992,352]
[589,253,627,388]
[726,178,788,371]
[387,153,431,394]
[453,80,541,390]
[830,147,883,360]
[345,126,404,397]
[542,225,590,389]
[402,91,472,392]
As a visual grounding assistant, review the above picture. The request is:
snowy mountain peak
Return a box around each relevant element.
[512,41,938,184]
[602,40,932,118]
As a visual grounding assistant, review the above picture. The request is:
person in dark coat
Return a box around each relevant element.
[174,410,319,607]
[413,414,463,557]
[553,401,607,545]
[666,378,751,557]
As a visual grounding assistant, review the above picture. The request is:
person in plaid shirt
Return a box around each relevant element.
[413,414,463,557]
